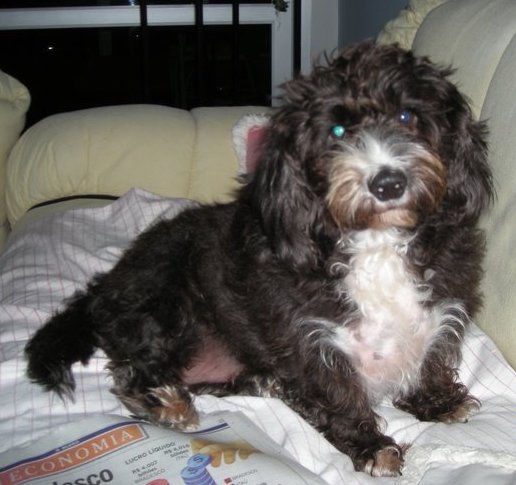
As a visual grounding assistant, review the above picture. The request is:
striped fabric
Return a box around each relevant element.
[1,188,515,484]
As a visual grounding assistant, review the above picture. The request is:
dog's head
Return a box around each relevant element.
[247,41,493,270]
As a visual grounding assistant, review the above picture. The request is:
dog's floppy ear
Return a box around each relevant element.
[244,108,332,272]
[232,113,270,180]
[442,91,494,224]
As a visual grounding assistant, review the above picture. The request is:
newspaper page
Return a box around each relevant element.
[0,412,327,485]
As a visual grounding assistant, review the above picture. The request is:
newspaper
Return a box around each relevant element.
[0,412,327,485]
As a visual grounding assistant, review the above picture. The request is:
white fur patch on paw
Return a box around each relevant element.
[149,385,199,431]
[364,444,406,477]
[437,398,480,424]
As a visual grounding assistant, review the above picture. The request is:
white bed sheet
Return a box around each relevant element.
[1,188,515,484]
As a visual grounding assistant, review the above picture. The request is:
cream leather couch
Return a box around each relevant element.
[0,0,514,369]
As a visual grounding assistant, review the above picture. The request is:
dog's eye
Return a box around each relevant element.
[331,124,346,138]
[399,109,416,125]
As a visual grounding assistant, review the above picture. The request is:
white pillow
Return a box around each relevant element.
[6,104,270,227]
[376,0,447,49]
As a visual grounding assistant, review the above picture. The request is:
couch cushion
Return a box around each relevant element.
[6,104,271,226]
[6,104,196,225]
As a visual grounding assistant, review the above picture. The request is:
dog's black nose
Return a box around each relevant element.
[368,168,407,201]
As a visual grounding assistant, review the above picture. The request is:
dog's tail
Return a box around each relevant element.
[25,291,97,401]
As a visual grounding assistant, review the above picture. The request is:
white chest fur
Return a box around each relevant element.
[330,229,462,401]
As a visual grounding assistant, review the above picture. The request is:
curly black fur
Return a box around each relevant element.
[26,41,493,477]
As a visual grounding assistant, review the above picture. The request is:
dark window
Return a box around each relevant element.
[0,2,273,127]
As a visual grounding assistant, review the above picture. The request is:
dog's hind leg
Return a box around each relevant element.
[109,363,200,431]
[112,374,283,431]
[115,374,284,430]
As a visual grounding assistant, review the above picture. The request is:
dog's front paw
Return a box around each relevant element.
[362,444,406,477]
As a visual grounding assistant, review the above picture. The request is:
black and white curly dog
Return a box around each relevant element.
[26,41,493,477]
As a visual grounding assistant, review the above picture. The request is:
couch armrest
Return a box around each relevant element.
[410,0,516,368]
[0,70,30,248]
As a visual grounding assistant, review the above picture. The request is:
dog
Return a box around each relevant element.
[25,41,493,477]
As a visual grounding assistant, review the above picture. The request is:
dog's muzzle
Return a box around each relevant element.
[326,128,446,230]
